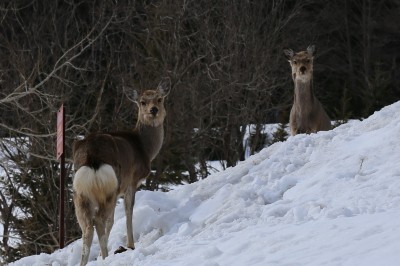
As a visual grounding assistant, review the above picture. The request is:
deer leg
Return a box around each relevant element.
[105,195,117,243]
[80,224,94,266]
[95,194,118,259]
[74,195,94,266]
[94,217,108,259]
[124,186,136,249]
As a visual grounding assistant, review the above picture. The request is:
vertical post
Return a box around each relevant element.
[56,104,65,249]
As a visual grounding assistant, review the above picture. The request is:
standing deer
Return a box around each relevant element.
[283,45,331,135]
[72,81,170,265]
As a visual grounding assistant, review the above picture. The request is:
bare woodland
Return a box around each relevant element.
[0,0,399,263]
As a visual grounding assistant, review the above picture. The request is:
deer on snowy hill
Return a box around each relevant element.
[72,80,170,265]
[283,45,331,136]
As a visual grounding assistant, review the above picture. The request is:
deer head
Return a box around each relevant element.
[126,79,171,127]
[283,45,315,83]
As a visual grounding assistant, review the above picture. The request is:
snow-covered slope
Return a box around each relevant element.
[11,101,400,266]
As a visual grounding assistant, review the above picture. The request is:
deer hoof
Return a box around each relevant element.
[114,246,134,254]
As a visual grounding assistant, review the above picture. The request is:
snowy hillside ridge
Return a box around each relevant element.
[10,101,400,266]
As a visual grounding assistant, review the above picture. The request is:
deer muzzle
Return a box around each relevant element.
[150,106,158,116]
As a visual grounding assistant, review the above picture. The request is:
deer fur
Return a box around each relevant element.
[72,81,170,265]
[283,45,331,136]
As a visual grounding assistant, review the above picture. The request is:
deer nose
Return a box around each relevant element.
[300,66,307,73]
[150,106,158,115]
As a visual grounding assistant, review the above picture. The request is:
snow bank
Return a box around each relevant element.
[10,101,400,266]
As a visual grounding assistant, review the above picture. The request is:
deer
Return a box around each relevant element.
[72,80,170,265]
[283,45,331,136]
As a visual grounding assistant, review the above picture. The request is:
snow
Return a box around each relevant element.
[10,101,400,266]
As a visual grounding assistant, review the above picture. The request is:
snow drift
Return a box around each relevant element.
[10,101,400,266]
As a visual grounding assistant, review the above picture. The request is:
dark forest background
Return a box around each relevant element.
[0,0,399,263]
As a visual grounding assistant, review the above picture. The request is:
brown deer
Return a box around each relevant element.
[72,80,170,265]
[283,45,331,135]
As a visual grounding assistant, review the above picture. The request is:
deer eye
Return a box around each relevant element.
[140,101,146,106]
[293,60,297,65]
[305,59,310,63]
[157,98,162,103]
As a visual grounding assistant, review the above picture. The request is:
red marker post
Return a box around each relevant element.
[56,104,65,248]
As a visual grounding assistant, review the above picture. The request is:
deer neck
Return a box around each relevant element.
[293,78,315,115]
[134,122,164,161]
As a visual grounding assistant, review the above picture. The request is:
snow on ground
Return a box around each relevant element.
[10,101,400,266]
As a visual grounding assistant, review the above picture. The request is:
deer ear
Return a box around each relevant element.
[283,48,294,60]
[124,86,140,103]
[307,45,316,57]
[157,78,171,97]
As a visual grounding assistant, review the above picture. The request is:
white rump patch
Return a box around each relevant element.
[73,164,118,204]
